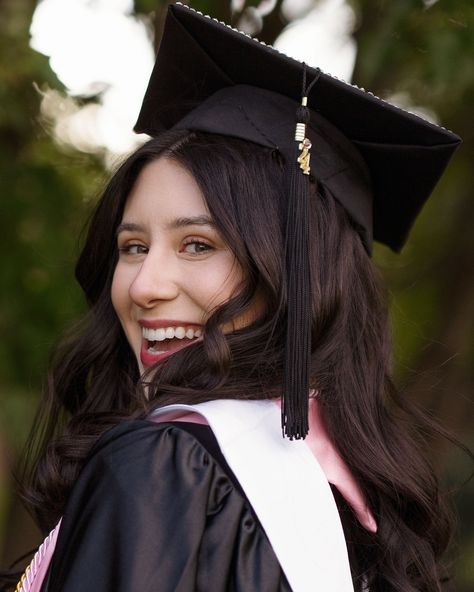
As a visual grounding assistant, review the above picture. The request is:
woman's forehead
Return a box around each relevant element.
[122,157,212,226]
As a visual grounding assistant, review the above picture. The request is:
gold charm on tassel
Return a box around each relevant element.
[294,97,312,176]
[297,138,312,175]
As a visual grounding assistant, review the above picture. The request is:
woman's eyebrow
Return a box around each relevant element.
[116,216,215,236]
[166,215,215,230]
[116,222,145,236]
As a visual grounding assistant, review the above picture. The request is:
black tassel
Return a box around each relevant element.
[282,67,320,439]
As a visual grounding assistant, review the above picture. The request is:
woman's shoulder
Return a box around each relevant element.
[89,417,213,457]
[90,417,208,452]
[81,418,237,495]
[46,419,290,591]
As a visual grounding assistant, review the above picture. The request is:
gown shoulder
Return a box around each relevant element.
[43,419,291,592]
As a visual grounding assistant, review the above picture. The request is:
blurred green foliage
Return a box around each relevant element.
[0,0,104,562]
[1,0,473,587]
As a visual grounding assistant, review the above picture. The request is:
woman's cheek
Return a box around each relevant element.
[186,256,244,311]
[111,262,133,317]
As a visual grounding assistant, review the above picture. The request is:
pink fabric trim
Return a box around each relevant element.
[153,410,208,425]
[304,399,377,533]
[17,518,61,592]
[154,399,377,533]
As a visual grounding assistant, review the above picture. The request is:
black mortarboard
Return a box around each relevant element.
[134,2,461,438]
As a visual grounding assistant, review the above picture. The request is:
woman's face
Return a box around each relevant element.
[111,157,251,373]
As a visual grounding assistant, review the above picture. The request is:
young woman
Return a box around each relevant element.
[5,4,462,592]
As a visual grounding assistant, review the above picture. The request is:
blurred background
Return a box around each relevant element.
[0,0,473,588]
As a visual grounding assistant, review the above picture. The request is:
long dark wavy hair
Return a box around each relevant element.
[4,129,455,591]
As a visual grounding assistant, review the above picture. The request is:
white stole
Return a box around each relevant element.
[150,399,354,592]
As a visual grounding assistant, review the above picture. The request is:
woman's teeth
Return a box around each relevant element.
[142,326,202,342]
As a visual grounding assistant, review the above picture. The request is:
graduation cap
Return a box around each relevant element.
[135,2,461,439]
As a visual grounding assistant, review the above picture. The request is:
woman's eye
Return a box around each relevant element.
[182,240,213,255]
[118,244,148,256]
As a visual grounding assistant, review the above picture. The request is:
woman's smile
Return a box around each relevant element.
[139,319,203,367]
[111,157,247,373]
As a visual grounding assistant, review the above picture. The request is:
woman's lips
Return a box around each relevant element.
[140,340,195,366]
[139,322,202,367]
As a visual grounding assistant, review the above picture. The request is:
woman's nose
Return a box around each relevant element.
[128,250,179,309]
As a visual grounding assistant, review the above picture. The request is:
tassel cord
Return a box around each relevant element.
[282,65,321,439]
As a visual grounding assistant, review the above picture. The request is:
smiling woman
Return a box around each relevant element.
[73,129,284,410]
[2,4,464,592]
[112,157,247,372]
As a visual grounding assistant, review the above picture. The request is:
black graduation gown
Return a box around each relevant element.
[41,420,292,591]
